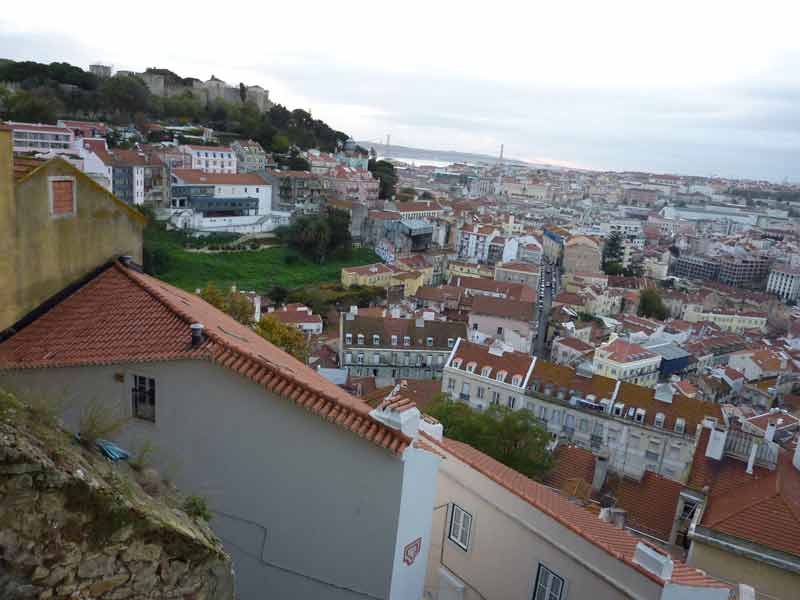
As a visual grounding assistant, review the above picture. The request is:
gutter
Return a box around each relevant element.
[690,527,800,575]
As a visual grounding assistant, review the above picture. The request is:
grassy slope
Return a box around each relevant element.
[146,227,379,293]
[159,246,379,292]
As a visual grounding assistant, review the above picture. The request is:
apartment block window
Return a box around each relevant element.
[132,375,156,422]
[49,177,76,217]
[357,334,364,345]
[534,564,565,600]
[508,396,516,409]
[357,353,364,364]
[497,326,504,336]
[448,504,472,551]
[373,334,380,346]
[447,338,455,348]
[674,418,686,435]
[404,336,411,346]
[447,378,455,391]
[491,390,500,404]
[391,335,398,346]
[426,337,434,347]
[345,333,353,345]
[477,387,485,399]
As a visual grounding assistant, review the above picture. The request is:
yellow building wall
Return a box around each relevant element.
[689,540,800,600]
[1,141,144,330]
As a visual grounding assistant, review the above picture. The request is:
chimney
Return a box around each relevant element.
[253,295,262,322]
[765,419,777,443]
[793,437,800,472]
[705,428,728,461]
[633,542,674,581]
[190,323,205,347]
[591,450,610,492]
[746,440,758,475]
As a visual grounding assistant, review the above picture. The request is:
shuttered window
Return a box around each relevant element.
[448,504,472,550]
[50,178,76,217]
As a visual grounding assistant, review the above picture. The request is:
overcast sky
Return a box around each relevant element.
[2,1,799,181]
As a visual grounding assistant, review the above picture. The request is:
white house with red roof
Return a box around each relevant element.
[181,144,237,174]
[593,337,662,388]
[0,260,442,599]
[266,303,323,335]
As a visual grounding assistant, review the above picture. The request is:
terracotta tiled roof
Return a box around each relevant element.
[13,157,45,181]
[448,339,533,381]
[544,445,683,542]
[543,445,595,490]
[364,379,442,410]
[530,360,722,431]
[342,315,466,350]
[471,296,535,322]
[495,261,539,274]
[0,263,411,456]
[554,336,594,353]
[598,339,658,363]
[691,429,800,557]
[433,436,727,589]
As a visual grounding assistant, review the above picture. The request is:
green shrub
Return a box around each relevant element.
[183,495,212,521]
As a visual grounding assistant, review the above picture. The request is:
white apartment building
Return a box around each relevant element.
[7,121,74,154]
[766,265,800,302]
[182,144,237,173]
[683,308,767,333]
[601,219,643,238]
[442,339,535,411]
[593,338,662,388]
[442,339,724,482]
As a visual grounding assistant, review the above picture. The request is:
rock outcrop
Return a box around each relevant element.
[0,391,234,599]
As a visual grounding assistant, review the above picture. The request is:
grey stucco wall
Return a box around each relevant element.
[2,359,405,600]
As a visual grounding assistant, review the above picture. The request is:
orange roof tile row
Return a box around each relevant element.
[433,436,727,589]
[0,263,411,456]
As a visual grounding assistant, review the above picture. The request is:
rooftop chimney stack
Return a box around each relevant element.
[190,323,205,348]
[793,436,800,472]
[765,419,777,443]
[591,450,610,492]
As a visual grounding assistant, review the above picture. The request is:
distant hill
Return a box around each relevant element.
[358,142,552,169]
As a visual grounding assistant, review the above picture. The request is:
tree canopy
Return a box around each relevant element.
[277,208,352,263]
[254,315,308,363]
[426,397,553,481]
[0,59,352,154]
[638,288,669,320]
[368,159,398,199]
[602,231,624,275]
[198,282,254,326]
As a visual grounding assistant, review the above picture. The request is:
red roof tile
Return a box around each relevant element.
[432,436,727,589]
[0,263,410,456]
[690,429,800,557]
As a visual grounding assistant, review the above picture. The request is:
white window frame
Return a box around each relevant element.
[448,504,472,551]
[345,333,352,345]
[533,563,566,600]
